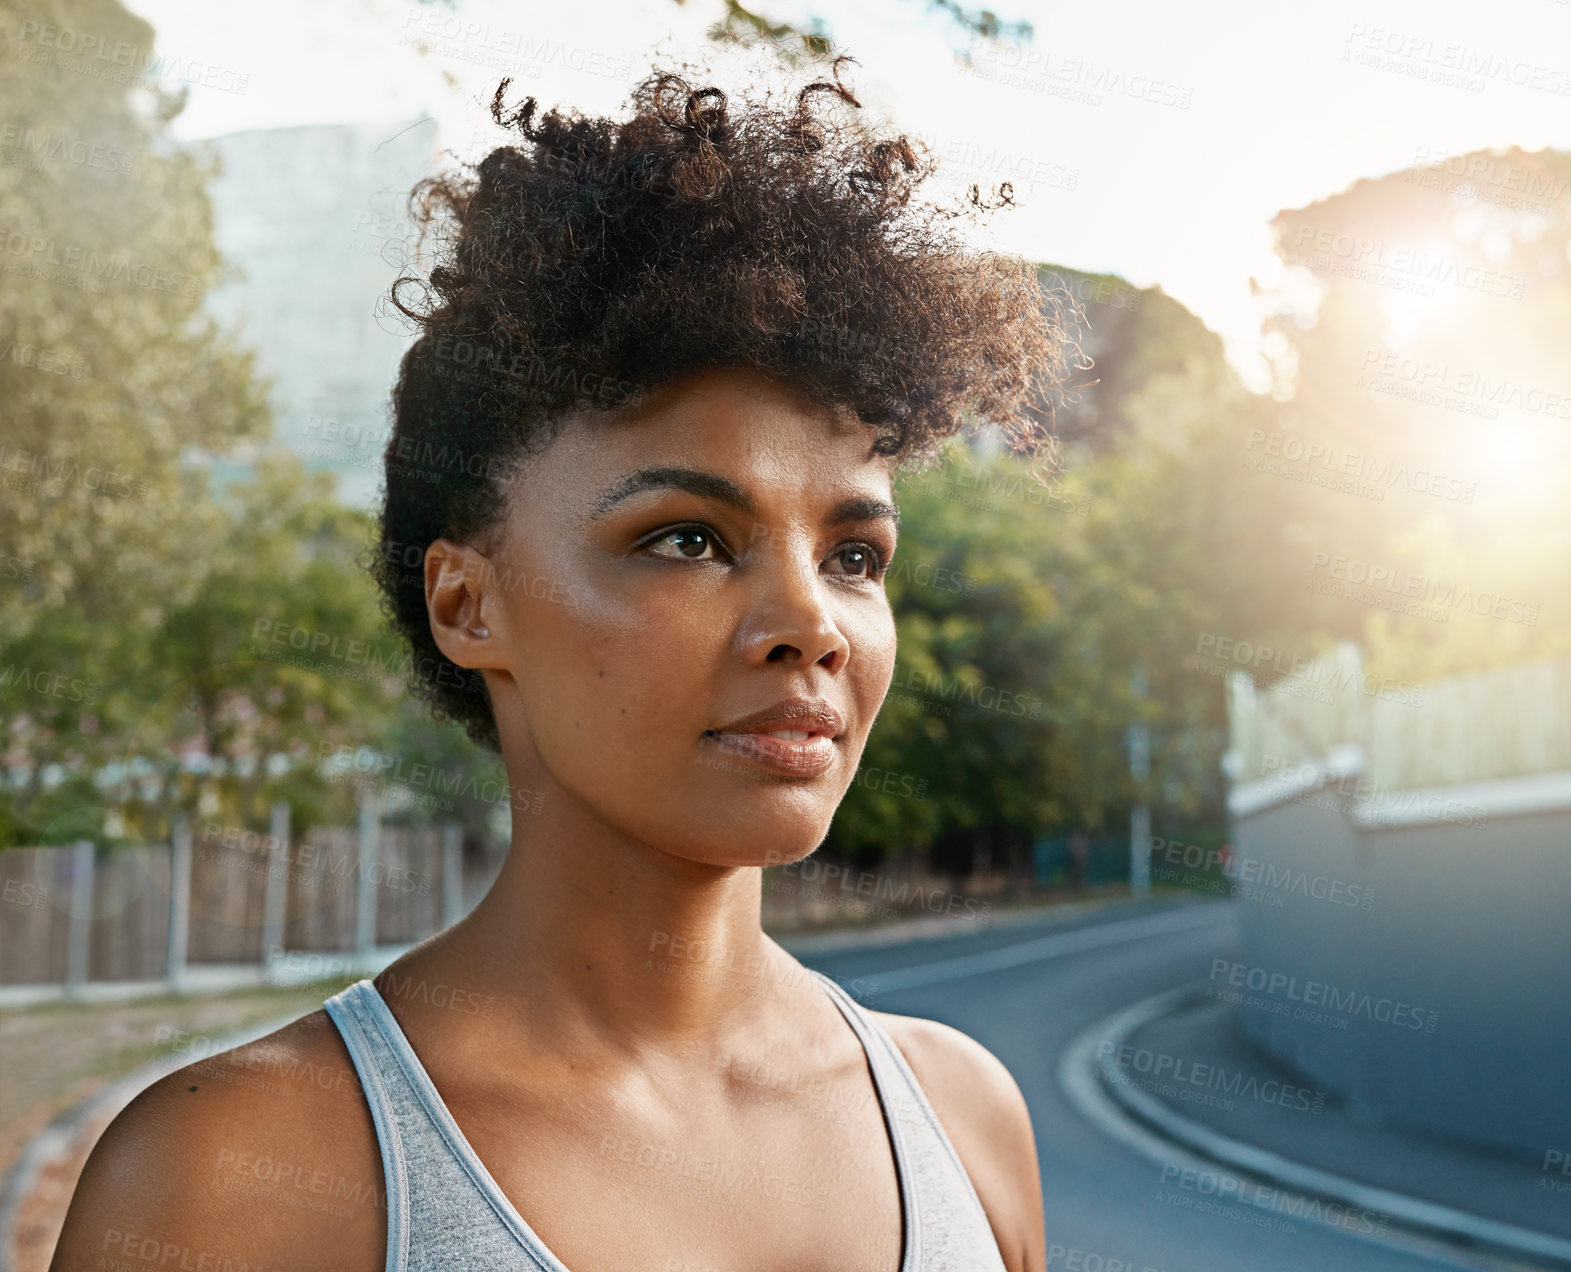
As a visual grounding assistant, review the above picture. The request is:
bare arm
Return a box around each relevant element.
[49,1016,385,1272]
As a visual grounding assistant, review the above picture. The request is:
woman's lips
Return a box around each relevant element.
[702,729,838,777]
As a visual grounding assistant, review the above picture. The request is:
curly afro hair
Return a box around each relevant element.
[369,53,1077,755]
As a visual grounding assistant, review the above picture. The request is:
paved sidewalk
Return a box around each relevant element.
[1099,990,1570,1256]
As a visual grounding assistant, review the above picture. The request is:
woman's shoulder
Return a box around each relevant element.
[864,1007,1038,1158]
[48,1003,388,1272]
[866,1008,1044,1272]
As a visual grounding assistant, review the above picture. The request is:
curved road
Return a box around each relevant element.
[794,897,1475,1272]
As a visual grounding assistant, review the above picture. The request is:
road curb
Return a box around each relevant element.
[1059,984,1571,1271]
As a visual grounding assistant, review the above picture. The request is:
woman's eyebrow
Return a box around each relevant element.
[832,494,902,528]
[591,466,900,527]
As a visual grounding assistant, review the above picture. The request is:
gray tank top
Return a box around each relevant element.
[323,967,1009,1271]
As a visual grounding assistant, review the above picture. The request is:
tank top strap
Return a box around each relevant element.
[322,980,413,1272]
[324,972,1007,1272]
[806,968,1010,1271]
[324,979,571,1272]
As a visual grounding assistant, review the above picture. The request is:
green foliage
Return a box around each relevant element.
[0,1,507,848]
[1035,265,1225,455]
[829,281,1286,866]
[0,0,269,643]
[0,0,267,842]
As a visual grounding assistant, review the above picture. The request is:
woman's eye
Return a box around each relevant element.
[644,527,889,578]
[829,543,891,579]
[645,527,726,561]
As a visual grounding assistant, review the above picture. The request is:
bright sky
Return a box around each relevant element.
[126,0,1570,390]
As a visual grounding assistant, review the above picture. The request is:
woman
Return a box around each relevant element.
[52,55,1072,1272]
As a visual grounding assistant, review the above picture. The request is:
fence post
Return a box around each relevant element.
[261,800,290,971]
[64,839,94,998]
[442,822,463,929]
[167,812,191,992]
[355,789,380,965]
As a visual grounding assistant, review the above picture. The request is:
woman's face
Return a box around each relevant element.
[441,365,900,870]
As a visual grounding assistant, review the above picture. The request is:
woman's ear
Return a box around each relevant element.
[425,537,504,669]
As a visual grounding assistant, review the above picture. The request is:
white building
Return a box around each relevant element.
[203,119,444,509]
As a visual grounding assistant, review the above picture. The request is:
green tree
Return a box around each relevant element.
[1256,146,1571,683]
[828,268,1291,877]
[0,0,270,841]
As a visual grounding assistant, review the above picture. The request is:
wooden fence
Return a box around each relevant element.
[0,794,505,997]
[2,798,1053,1000]
[1224,643,1571,790]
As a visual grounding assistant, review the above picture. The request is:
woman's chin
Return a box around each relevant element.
[660,832,831,873]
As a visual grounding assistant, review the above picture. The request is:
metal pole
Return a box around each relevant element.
[442,822,463,929]
[1128,666,1151,896]
[355,789,380,964]
[64,839,94,997]
[261,800,290,970]
[167,812,191,991]
[1129,805,1151,896]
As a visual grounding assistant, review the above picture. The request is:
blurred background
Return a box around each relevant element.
[1,0,1567,1269]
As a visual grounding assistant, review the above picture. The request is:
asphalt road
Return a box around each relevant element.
[795,897,1476,1272]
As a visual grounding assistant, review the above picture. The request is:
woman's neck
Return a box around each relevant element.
[438,799,813,1066]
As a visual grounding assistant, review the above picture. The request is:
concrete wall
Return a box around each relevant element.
[1231,790,1571,1159]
